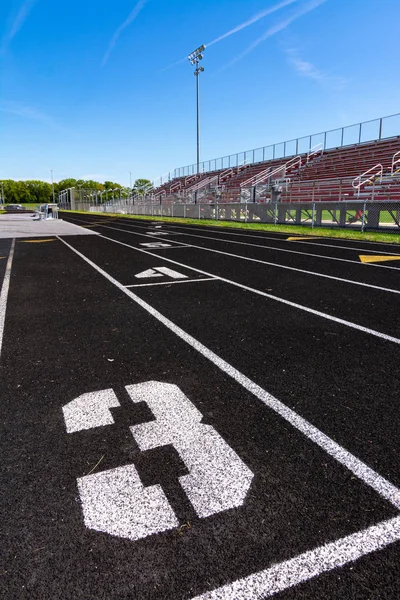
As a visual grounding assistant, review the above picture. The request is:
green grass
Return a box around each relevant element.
[60,209,400,245]
[0,204,38,210]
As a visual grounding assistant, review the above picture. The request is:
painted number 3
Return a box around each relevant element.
[63,382,253,541]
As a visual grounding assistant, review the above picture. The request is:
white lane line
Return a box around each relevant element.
[161,221,400,255]
[125,277,217,288]
[57,234,400,510]
[103,219,400,272]
[190,515,400,600]
[154,266,188,279]
[72,218,400,295]
[0,239,15,360]
[98,234,400,345]
[183,244,400,294]
[64,214,189,247]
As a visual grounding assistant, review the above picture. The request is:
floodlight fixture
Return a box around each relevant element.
[188,44,206,178]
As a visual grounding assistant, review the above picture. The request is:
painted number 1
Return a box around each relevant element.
[63,382,253,541]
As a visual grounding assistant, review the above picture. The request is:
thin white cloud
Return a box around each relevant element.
[1,101,53,123]
[102,0,149,67]
[222,0,327,70]
[1,0,37,54]
[286,48,347,89]
[207,0,300,47]
[0,100,69,133]
[161,0,301,72]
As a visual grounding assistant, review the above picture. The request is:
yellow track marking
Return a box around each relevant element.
[19,239,56,243]
[359,255,400,264]
[287,236,322,241]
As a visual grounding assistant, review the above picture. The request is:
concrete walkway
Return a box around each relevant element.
[0,214,99,238]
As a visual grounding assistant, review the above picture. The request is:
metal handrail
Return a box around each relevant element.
[237,158,250,171]
[241,155,303,189]
[391,151,400,174]
[240,167,271,188]
[185,174,200,186]
[307,143,323,163]
[187,175,219,192]
[285,155,302,172]
[352,164,383,192]
[219,168,235,181]
[170,181,182,192]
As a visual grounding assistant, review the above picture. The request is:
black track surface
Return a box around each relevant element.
[1,215,399,599]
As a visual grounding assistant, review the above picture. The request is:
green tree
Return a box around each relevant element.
[104,181,123,191]
[132,179,153,196]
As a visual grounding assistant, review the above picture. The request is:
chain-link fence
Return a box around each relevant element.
[59,195,400,233]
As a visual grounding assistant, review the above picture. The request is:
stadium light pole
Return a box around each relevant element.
[188,44,205,175]
[50,169,55,203]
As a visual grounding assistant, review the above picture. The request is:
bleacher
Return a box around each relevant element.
[151,135,400,204]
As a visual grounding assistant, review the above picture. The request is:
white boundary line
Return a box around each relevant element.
[66,216,400,295]
[190,515,400,599]
[0,239,15,360]
[58,235,400,598]
[97,233,400,345]
[57,235,400,509]
[96,217,400,272]
[125,277,217,288]
[160,221,400,255]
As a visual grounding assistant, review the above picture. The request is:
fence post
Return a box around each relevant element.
[312,200,315,229]
[361,199,367,232]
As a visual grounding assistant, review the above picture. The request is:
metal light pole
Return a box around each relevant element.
[188,45,205,175]
[129,171,132,189]
[0,181,4,204]
[50,169,55,203]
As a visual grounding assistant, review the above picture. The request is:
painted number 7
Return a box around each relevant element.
[63,381,253,541]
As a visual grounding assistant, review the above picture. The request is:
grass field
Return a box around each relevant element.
[61,209,400,244]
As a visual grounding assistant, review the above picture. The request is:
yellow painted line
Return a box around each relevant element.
[360,255,400,264]
[287,236,322,241]
[19,239,56,243]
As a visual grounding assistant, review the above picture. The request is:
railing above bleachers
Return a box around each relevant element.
[161,112,400,181]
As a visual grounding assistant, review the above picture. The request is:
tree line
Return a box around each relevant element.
[0,178,153,204]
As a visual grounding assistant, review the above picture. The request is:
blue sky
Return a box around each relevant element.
[1,0,399,186]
